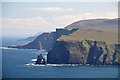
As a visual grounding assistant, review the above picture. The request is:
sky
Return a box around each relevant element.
[1,2,118,37]
[1,0,119,2]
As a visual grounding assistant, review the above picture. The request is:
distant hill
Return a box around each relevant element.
[9,28,78,51]
[17,36,36,41]
[17,32,43,41]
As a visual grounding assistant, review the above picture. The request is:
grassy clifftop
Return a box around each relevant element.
[58,18,119,44]
[58,27,118,44]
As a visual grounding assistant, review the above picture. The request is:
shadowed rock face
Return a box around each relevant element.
[47,40,120,65]
[47,41,70,64]
[87,41,104,65]
[8,28,78,51]
[112,44,120,65]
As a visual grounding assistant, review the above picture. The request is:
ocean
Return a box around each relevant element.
[1,37,119,78]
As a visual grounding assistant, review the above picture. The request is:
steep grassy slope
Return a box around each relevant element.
[59,27,118,44]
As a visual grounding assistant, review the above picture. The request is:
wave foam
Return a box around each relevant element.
[25,63,84,67]
[31,59,37,62]
[0,47,18,50]
[25,63,46,66]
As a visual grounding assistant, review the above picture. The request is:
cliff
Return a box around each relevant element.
[8,28,78,51]
[47,40,120,65]
[47,18,119,65]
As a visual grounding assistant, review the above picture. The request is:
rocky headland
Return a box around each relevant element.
[8,18,120,65]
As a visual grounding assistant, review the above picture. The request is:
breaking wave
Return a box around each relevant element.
[0,47,18,50]
[24,63,84,67]
[31,59,37,62]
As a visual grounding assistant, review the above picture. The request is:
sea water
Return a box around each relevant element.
[1,37,119,78]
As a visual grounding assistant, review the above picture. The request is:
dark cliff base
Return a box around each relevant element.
[47,41,70,64]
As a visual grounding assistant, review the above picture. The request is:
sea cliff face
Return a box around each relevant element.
[47,40,120,65]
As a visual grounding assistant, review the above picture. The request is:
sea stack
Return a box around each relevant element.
[36,54,46,64]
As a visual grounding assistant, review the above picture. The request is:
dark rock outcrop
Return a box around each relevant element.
[36,54,46,64]
[47,40,120,65]
[8,28,78,51]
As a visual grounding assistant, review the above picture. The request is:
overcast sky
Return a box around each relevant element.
[1,2,118,37]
